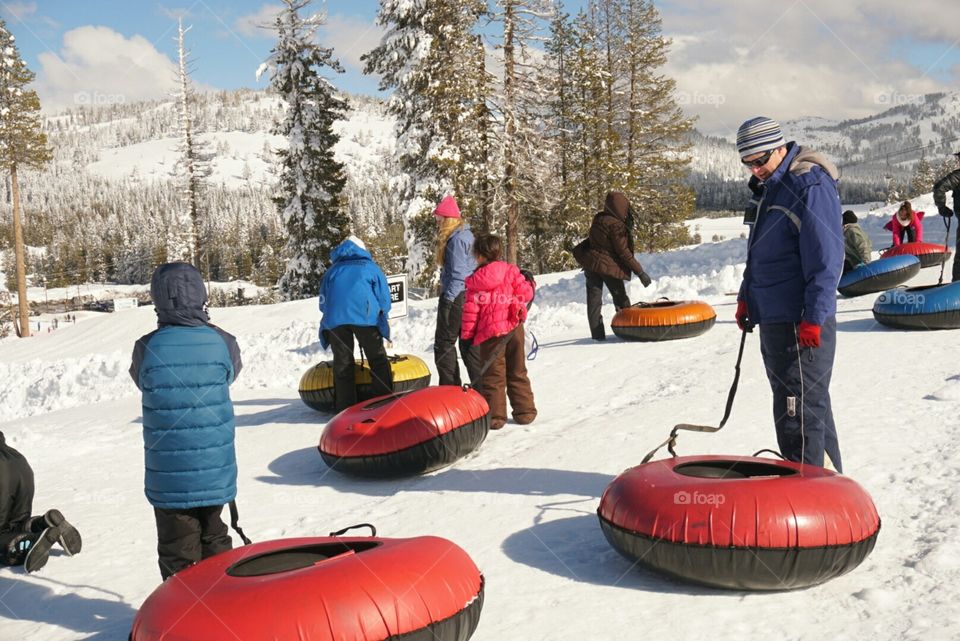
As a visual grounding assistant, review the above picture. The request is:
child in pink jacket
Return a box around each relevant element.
[884,201,924,246]
[461,234,536,430]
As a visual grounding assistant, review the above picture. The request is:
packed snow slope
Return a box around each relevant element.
[1,206,959,641]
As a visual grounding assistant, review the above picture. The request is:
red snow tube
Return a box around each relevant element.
[598,455,880,590]
[130,535,484,641]
[320,385,490,477]
[881,241,952,268]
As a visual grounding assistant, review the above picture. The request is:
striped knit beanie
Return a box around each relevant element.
[736,116,786,159]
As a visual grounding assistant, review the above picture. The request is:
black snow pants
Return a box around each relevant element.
[758,316,842,472]
[154,505,232,580]
[324,325,393,412]
[0,435,35,565]
[585,270,630,340]
[434,292,482,386]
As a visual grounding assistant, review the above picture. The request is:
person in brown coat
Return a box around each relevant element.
[572,191,652,340]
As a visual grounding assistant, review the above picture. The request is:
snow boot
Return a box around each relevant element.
[15,527,61,573]
[44,510,82,556]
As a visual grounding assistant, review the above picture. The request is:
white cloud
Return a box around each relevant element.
[34,26,179,112]
[1,2,37,21]
[659,0,960,134]
[233,3,282,38]
[320,15,384,72]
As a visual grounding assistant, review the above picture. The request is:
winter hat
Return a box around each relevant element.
[434,195,461,218]
[842,210,858,225]
[736,116,786,159]
[345,234,366,250]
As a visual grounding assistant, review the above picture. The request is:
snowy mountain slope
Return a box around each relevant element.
[1,222,959,640]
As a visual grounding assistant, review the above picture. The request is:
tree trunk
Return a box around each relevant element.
[11,164,30,338]
[503,1,519,264]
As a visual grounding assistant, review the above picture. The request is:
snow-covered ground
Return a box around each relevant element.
[2,216,959,640]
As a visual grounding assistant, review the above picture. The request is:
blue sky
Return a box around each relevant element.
[4,1,959,133]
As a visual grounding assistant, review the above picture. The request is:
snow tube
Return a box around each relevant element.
[598,455,880,590]
[611,300,716,341]
[319,385,490,477]
[299,354,431,412]
[837,254,920,297]
[130,535,484,641]
[880,242,952,268]
[872,281,960,330]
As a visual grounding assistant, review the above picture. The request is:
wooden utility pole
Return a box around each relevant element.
[11,164,28,337]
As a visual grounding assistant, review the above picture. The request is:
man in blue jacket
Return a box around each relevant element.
[734,117,844,472]
[130,262,242,580]
[319,236,393,411]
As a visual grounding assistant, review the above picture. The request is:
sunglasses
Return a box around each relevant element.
[741,149,775,169]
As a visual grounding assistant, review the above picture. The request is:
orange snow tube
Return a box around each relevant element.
[611,300,717,341]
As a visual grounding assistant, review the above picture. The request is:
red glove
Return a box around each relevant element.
[735,300,753,332]
[798,320,821,348]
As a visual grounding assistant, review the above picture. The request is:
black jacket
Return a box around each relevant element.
[933,169,960,213]
[573,191,646,280]
[0,432,34,533]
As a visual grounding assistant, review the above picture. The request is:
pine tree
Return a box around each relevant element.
[0,20,51,337]
[175,19,213,272]
[363,0,487,283]
[617,0,695,250]
[259,0,348,300]
[909,154,936,197]
[493,0,554,264]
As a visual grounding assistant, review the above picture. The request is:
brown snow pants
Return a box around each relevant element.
[475,324,537,428]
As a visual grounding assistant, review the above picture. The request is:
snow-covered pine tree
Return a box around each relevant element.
[0,19,51,337]
[492,0,554,265]
[259,0,348,300]
[909,154,936,198]
[363,0,486,284]
[531,3,579,272]
[175,19,213,271]
[615,0,695,250]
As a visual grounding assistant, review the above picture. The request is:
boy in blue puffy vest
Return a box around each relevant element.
[130,262,243,580]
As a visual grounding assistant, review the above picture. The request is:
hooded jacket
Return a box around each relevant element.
[319,239,392,348]
[883,210,925,246]
[129,262,242,509]
[739,143,844,326]
[440,225,477,302]
[572,192,646,280]
[461,261,534,346]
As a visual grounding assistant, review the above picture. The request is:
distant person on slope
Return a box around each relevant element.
[934,151,960,282]
[433,196,481,386]
[572,191,653,341]
[734,116,844,471]
[319,235,393,412]
[842,210,873,273]
[0,431,82,573]
[130,262,243,580]
[883,201,924,246]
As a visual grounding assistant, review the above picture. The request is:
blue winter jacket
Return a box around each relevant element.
[440,225,476,301]
[739,143,844,326]
[319,239,392,348]
[130,262,242,510]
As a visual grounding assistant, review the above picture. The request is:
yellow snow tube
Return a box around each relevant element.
[298,354,432,412]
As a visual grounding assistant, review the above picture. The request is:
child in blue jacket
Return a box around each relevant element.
[130,262,242,580]
[319,236,393,411]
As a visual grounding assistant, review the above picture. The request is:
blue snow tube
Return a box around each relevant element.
[838,255,920,298]
[872,282,960,330]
